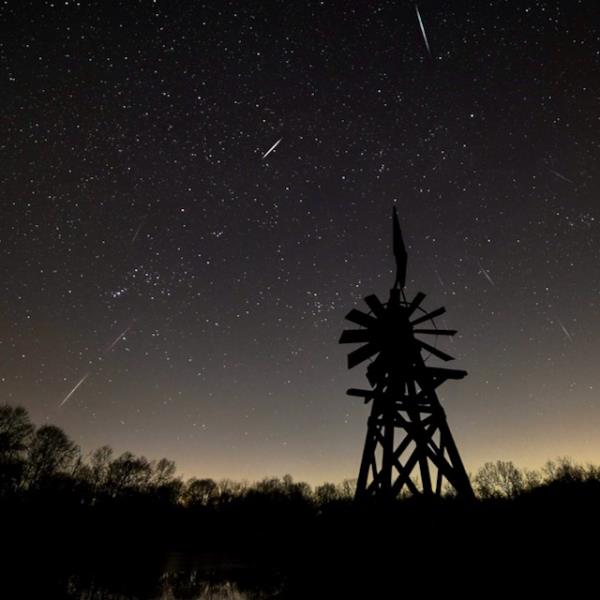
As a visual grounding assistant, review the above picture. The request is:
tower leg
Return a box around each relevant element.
[437,416,474,497]
[406,380,433,495]
[381,400,395,499]
[356,410,379,499]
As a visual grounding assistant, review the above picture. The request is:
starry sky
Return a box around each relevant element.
[1,0,599,485]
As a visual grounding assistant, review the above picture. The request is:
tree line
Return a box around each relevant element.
[1,402,599,506]
[3,402,600,599]
[0,403,358,506]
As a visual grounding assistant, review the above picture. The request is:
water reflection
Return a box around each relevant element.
[70,578,271,600]
[161,576,273,600]
[62,552,284,600]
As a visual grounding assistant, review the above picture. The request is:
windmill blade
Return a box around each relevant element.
[347,388,374,398]
[339,329,374,344]
[413,366,467,380]
[348,342,380,369]
[411,306,445,326]
[364,294,386,318]
[345,308,378,328]
[413,328,457,336]
[347,388,376,404]
[366,357,386,386]
[406,291,426,316]
[417,339,454,362]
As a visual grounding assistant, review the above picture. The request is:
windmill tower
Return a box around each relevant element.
[339,208,474,500]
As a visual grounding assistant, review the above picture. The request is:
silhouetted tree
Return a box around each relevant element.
[89,445,113,489]
[149,458,182,503]
[218,478,248,503]
[280,474,312,500]
[543,457,585,484]
[315,483,338,504]
[0,405,34,494]
[337,478,357,500]
[106,452,153,496]
[27,424,79,486]
[254,477,285,495]
[152,457,177,486]
[289,480,312,501]
[522,468,542,490]
[585,464,600,481]
[183,478,219,506]
[0,404,34,457]
[474,460,524,498]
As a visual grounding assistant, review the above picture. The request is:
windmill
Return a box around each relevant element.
[339,208,474,500]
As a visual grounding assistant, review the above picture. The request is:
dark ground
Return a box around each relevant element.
[3,484,598,598]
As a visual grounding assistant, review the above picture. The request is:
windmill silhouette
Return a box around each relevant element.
[339,208,474,500]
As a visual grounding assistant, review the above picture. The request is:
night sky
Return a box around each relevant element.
[2,1,599,485]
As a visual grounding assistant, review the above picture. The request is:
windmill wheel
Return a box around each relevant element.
[339,291,457,369]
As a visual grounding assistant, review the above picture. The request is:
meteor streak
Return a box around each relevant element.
[546,167,574,184]
[131,217,147,244]
[59,373,90,407]
[478,261,496,286]
[105,325,132,352]
[415,4,432,59]
[262,137,282,160]
[556,317,573,342]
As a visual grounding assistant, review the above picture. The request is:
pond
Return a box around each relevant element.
[6,550,287,599]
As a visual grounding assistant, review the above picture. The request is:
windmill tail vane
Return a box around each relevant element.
[339,207,474,501]
[392,206,407,291]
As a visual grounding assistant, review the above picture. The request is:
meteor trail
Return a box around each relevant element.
[262,137,282,160]
[131,217,147,244]
[546,167,574,184]
[105,325,132,352]
[59,373,90,407]
[60,321,134,409]
[415,4,432,59]
[478,261,496,286]
[556,317,573,342]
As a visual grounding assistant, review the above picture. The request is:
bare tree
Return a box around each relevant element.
[474,460,524,499]
[90,445,114,488]
[27,425,79,485]
[105,452,153,496]
[0,405,34,458]
[0,405,34,493]
[183,478,219,506]
[152,457,177,487]
[543,457,584,483]
[337,478,357,500]
[315,483,338,504]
